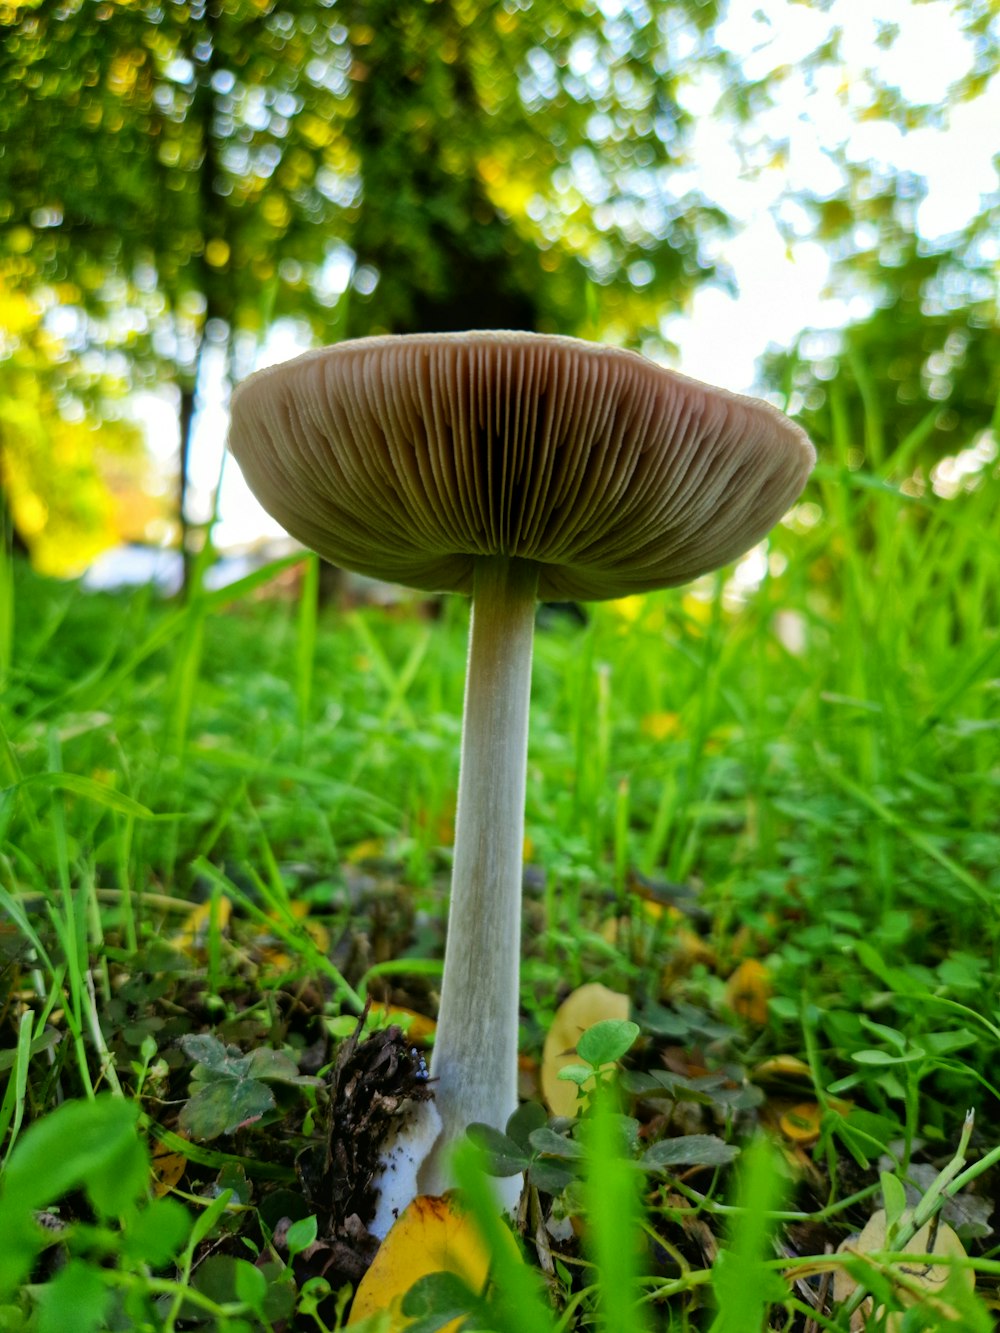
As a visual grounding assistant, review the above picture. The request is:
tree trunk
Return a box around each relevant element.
[177,372,198,594]
[176,0,227,597]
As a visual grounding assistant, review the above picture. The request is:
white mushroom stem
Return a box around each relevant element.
[418,555,538,1204]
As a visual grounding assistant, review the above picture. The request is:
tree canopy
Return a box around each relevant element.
[764,171,999,477]
[1,0,998,570]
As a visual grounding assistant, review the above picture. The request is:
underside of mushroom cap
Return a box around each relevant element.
[228,331,815,600]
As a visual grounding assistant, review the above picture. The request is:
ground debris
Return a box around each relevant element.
[298,1005,434,1253]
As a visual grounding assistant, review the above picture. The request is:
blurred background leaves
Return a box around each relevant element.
[0,0,997,575]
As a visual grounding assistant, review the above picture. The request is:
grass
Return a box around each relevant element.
[0,405,998,1330]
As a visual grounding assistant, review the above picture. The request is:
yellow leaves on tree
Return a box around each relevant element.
[1,268,158,577]
[1,370,151,577]
[0,282,38,337]
[347,1194,491,1331]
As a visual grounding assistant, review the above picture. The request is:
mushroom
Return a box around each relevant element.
[227,331,815,1207]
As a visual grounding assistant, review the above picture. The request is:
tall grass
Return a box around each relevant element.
[0,404,998,1327]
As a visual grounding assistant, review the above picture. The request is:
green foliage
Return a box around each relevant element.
[283,1213,318,1261]
[445,1138,554,1333]
[0,1094,191,1323]
[0,1096,143,1296]
[178,1033,322,1141]
[2,349,1000,1325]
[576,1018,640,1070]
[0,0,735,347]
[757,4,1000,481]
[580,1081,649,1333]
[471,1107,582,1196]
[708,1138,789,1332]
[766,232,999,477]
[765,146,1000,474]
[0,0,342,340]
[642,1135,739,1169]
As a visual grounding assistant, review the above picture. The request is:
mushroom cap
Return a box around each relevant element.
[228,331,815,601]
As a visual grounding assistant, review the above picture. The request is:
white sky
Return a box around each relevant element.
[131,0,1000,551]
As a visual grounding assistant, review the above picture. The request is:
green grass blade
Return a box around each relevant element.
[450,1137,556,1333]
[581,1083,650,1333]
[296,552,320,749]
[708,1136,788,1332]
[0,1009,36,1160]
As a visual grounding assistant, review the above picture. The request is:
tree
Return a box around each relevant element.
[757,0,1000,476]
[0,0,740,572]
[1,0,353,572]
[333,0,732,339]
[0,277,148,576]
[7,0,995,571]
[763,169,1000,480]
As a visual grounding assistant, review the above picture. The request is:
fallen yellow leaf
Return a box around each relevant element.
[150,1137,187,1197]
[833,1208,974,1331]
[541,983,630,1118]
[171,896,231,956]
[751,1055,812,1084]
[766,1093,851,1150]
[724,959,772,1026]
[347,1194,491,1330]
[777,1101,824,1144]
[369,1002,437,1046]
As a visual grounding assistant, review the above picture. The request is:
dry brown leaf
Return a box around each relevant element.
[347,1194,491,1330]
[541,983,630,1117]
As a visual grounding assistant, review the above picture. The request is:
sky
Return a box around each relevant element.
[130,0,1000,552]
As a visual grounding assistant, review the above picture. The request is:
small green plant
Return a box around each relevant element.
[178,1033,323,1142]
[708,1137,789,1333]
[0,1096,329,1331]
[0,1096,190,1329]
[556,1017,641,1099]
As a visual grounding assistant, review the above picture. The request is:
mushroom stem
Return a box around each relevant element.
[419,555,538,1202]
